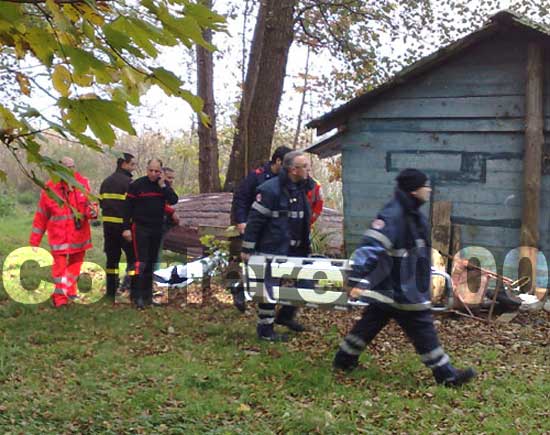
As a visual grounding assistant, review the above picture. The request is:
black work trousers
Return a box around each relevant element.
[336,303,454,380]
[131,223,162,304]
[346,304,442,355]
[257,247,308,335]
[103,223,135,297]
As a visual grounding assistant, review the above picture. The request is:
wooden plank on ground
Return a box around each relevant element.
[431,201,452,302]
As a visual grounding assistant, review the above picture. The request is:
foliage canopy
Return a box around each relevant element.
[0,0,225,187]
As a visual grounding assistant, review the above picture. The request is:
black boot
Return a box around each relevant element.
[436,367,476,387]
[485,288,521,311]
[333,350,359,372]
[230,282,246,313]
[275,306,305,332]
[257,324,288,342]
[275,317,306,332]
[135,298,145,310]
[106,274,119,298]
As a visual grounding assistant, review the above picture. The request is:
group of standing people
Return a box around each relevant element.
[30,155,178,310]
[29,148,475,387]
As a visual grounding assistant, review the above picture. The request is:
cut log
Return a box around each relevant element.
[163,192,344,257]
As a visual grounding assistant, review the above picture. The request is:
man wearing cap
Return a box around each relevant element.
[333,168,476,387]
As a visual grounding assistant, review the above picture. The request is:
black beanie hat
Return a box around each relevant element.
[396,168,429,192]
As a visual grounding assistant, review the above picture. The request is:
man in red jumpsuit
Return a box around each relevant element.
[29,157,97,307]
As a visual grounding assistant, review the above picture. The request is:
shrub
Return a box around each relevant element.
[310,225,336,257]
[0,193,15,217]
[16,190,39,206]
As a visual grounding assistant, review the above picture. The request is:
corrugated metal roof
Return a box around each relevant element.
[306,10,550,136]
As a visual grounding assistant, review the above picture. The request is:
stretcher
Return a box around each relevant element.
[242,254,453,312]
[153,252,454,312]
[153,251,228,288]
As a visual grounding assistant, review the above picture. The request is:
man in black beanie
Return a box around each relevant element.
[333,168,476,387]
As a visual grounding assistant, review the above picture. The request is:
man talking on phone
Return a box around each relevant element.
[122,158,178,309]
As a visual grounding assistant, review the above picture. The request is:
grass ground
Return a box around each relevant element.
[1,205,549,433]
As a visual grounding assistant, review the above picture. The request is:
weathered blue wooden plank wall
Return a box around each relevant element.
[341,32,550,282]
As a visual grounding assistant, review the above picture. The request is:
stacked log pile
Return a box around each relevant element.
[163,192,343,257]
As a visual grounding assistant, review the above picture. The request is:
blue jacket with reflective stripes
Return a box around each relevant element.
[348,189,432,310]
[241,169,311,256]
[232,162,277,224]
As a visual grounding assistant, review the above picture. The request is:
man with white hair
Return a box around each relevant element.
[241,151,311,341]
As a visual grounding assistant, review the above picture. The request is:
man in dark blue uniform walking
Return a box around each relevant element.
[229,146,292,312]
[241,151,311,341]
[333,168,476,387]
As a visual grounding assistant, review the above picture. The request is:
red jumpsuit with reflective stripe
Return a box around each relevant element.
[29,172,95,307]
[306,178,324,226]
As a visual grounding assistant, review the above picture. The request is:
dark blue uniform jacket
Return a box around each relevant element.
[241,169,311,256]
[232,162,276,224]
[348,189,432,311]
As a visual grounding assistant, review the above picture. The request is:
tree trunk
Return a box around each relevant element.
[224,0,296,191]
[246,0,296,169]
[224,0,268,192]
[197,0,221,193]
[293,45,311,149]
[519,42,544,293]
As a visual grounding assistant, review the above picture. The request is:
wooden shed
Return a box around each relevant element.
[306,11,550,289]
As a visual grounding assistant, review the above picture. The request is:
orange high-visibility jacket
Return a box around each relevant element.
[30,172,96,254]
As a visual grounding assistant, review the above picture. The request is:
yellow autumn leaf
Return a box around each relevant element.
[237,403,251,413]
[73,73,93,87]
[52,65,72,97]
[62,4,81,23]
[45,0,67,26]
[58,31,77,46]
[16,72,31,96]
[14,37,26,59]
[0,104,23,130]
[79,4,104,26]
